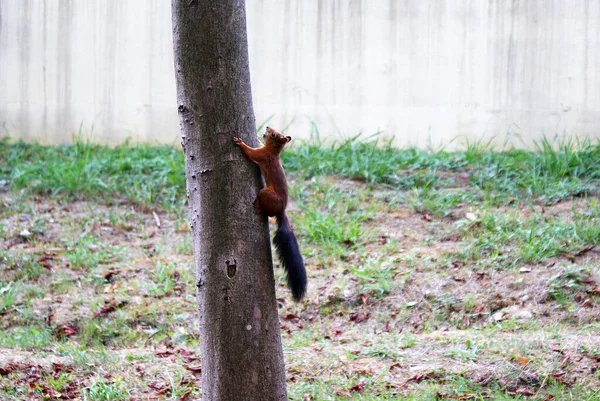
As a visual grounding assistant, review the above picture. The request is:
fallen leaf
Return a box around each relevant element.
[514,354,529,365]
[436,391,477,399]
[349,310,369,323]
[176,347,199,363]
[92,299,127,318]
[332,327,344,336]
[473,304,485,313]
[177,223,190,232]
[575,244,595,257]
[103,281,121,294]
[156,348,175,357]
[58,324,77,337]
[399,373,429,388]
[383,321,391,332]
[348,382,364,393]
[103,268,120,280]
[516,388,535,396]
[558,354,571,369]
[184,364,202,373]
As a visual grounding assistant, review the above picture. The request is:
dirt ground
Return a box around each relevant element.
[1,180,599,400]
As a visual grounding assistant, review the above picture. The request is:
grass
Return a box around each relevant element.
[0,136,185,210]
[2,133,599,210]
[1,133,600,400]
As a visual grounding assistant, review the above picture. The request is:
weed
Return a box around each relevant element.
[83,377,130,401]
[348,256,400,297]
[547,265,594,307]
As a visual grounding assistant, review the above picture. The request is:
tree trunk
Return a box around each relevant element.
[171,1,288,400]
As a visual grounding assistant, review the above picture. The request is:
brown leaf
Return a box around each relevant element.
[37,254,53,270]
[103,281,121,294]
[383,321,391,332]
[103,268,120,280]
[514,354,530,365]
[515,388,535,396]
[155,387,170,395]
[359,293,369,305]
[332,327,344,336]
[44,311,54,326]
[341,239,355,247]
[155,348,175,358]
[177,223,191,233]
[473,304,485,313]
[0,365,14,375]
[436,392,477,399]
[349,310,370,323]
[92,299,127,318]
[148,380,168,390]
[58,324,77,337]
[184,364,202,373]
[389,362,402,371]
[179,390,192,401]
[51,362,72,377]
[348,382,364,393]
[558,354,571,369]
[92,303,115,318]
[176,347,199,363]
[179,375,195,386]
[575,244,595,257]
[399,373,428,388]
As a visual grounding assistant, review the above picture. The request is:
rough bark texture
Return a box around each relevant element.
[171,1,288,400]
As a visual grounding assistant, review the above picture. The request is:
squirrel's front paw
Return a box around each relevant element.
[232,137,242,144]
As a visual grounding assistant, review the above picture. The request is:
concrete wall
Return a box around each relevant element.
[1,0,599,147]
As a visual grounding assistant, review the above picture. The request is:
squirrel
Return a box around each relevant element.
[233,127,307,301]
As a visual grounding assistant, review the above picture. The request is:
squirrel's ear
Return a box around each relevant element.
[286,136,292,143]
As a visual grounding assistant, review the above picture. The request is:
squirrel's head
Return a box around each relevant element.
[263,126,291,147]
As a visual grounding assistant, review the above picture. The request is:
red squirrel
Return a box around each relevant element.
[233,127,307,301]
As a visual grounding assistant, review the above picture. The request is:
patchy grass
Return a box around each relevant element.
[1,136,600,400]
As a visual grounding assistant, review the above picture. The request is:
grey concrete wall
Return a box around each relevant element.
[1,0,599,147]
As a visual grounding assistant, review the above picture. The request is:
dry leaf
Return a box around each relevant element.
[514,354,529,365]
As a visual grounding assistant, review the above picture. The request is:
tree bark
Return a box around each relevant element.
[171,1,288,400]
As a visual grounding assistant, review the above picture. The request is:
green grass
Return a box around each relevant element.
[3,134,599,211]
[449,199,600,268]
[0,136,185,210]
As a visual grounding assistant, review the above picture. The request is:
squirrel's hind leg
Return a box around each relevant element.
[255,188,284,217]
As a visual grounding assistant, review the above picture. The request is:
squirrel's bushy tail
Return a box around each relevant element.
[274,213,307,301]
